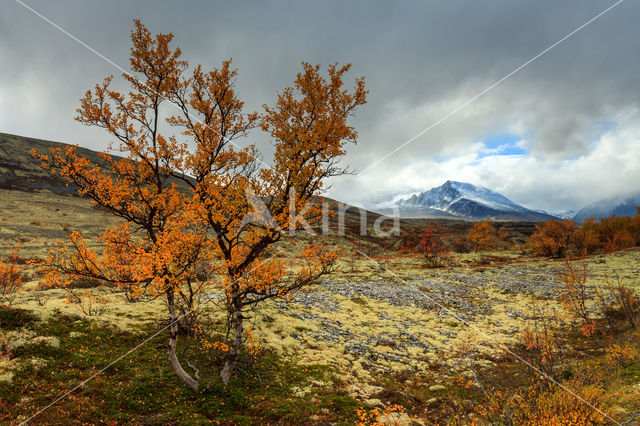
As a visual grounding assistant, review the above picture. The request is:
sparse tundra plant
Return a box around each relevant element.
[0,248,25,306]
[34,20,367,389]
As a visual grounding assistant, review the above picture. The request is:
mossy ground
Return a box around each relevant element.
[1,309,364,425]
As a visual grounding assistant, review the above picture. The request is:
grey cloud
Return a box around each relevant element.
[1,0,639,211]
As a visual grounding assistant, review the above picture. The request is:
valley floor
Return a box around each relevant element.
[1,189,640,424]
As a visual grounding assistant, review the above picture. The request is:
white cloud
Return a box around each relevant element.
[329,107,640,213]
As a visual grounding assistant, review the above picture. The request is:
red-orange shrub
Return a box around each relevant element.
[402,223,448,267]
[0,249,26,306]
[530,219,578,258]
[602,230,635,253]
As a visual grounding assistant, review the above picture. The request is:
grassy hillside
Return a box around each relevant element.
[0,132,113,194]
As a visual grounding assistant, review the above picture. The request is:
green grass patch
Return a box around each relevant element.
[1,311,363,424]
[0,306,37,330]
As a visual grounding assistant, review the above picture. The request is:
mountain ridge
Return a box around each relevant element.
[573,192,640,222]
[376,180,555,221]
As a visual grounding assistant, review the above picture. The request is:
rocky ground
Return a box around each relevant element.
[238,250,640,401]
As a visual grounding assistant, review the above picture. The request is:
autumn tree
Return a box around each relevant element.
[0,248,25,306]
[573,210,640,255]
[466,219,499,252]
[596,215,636,253]
[530,219,578,258]
[575,217,601,255]
[35,21,367,389]
[560,261,591,325]
[497,225,510,245]
[631,206,640,244]
[408,223,448,267]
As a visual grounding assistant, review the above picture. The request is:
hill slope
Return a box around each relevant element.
[0,132,116,194]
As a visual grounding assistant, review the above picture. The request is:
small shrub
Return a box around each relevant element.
[486,381,608,425]
[64,289,108,316]
[411,223,448,267]
[560,261,592,326]
[356,404,410,425]
[30,290,50,307]
[0,248,26,306]
[606,343,638,364]
[515,305,565,382]
[451,237,471,253]
[30,282,51,307]
[596,275,640,330]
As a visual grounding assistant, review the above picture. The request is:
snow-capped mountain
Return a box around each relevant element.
[549,210,577,220]
[573,192,640,222]
[375,180,554,221]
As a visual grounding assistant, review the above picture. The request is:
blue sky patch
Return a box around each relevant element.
[478,133,526,157]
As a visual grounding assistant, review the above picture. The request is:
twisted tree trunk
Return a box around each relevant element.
[221,292,244,385]
[167,291,199,391]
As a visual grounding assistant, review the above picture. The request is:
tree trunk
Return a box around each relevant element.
[221,297,244,385]
[167,291,199,391]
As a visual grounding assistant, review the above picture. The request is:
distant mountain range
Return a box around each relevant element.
[374,180,554,221]
[573,193,640,222]
[375,180,640,222]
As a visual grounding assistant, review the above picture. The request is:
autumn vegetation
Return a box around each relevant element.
[0,249,25,306]
[466,219,509,252]
[531,207,640,258]
[2,194,640,423]
[32,20,367,389]
[400,223,449,267]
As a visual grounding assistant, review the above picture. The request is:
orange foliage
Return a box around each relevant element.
[402,223,448,267]
[33,20,366,389]
[497,225,509,243]
[480,382,608,426]
[517,305,565,381]
[606,343,638,364]
[602,230,635,253]
[574,211,639,255]
[466,219,499,252]
[356,404,410,425]
[530,219,578,258]
[575,217,601,255]
[0,248,25,306]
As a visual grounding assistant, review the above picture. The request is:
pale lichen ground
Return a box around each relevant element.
[11,249,639,401]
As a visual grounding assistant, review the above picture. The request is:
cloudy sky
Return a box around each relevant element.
[1,0,639,213]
